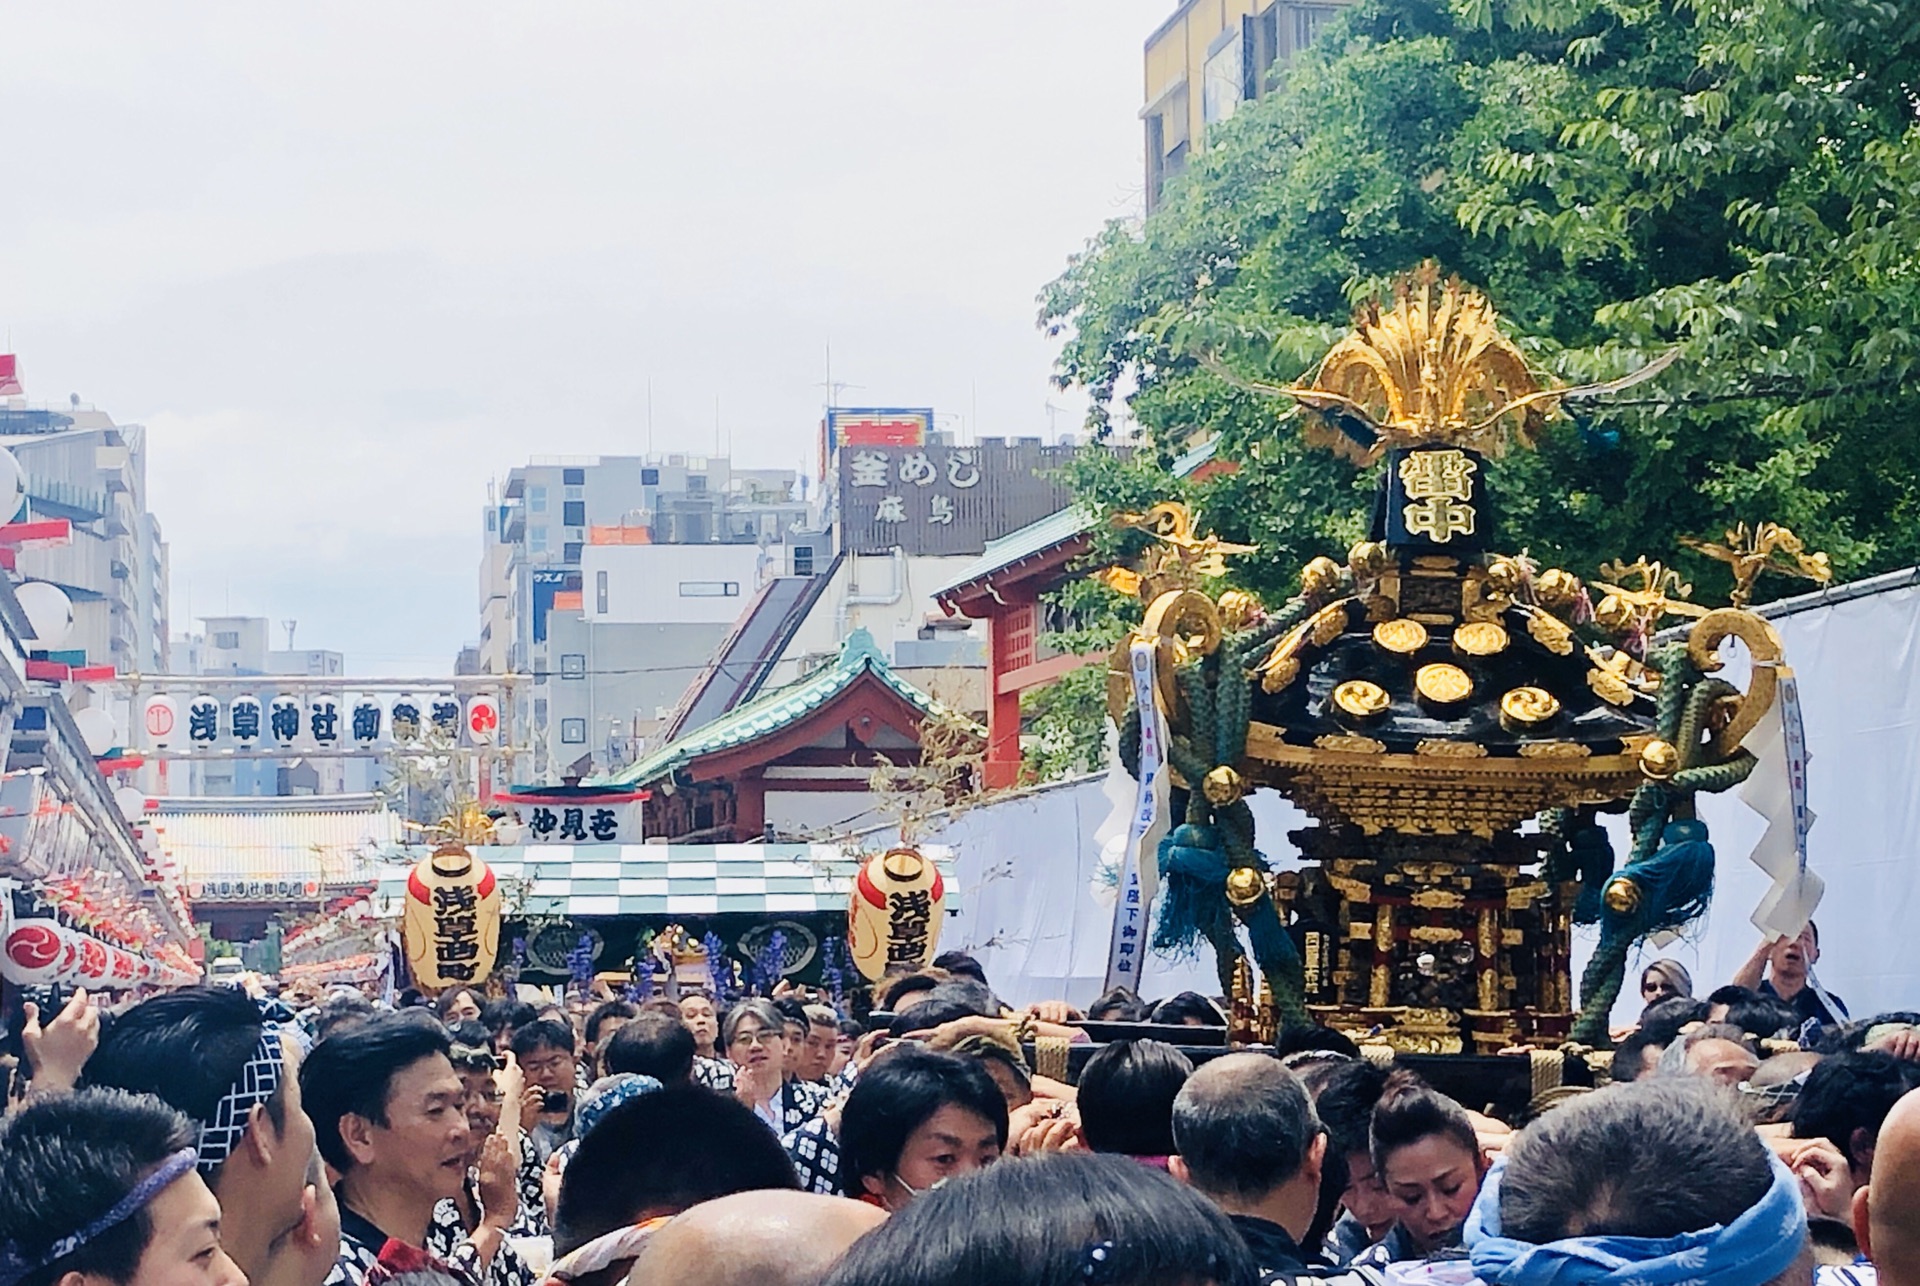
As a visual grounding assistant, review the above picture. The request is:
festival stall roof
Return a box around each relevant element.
[372,842,959,919]
[154,793,398,897]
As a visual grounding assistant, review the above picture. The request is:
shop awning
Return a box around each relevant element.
[373,842,957,919]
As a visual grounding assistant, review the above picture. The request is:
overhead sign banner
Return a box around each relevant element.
[829,408,932,450]
[837,440,1079,556]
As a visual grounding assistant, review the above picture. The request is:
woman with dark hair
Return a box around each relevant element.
[1086,987,1149,1023]
[1075,1038,1193,1165]
[1356,1072,1487,1267]
[822,1151,1257,1286]
[837,1046,1007,1210]
[1148,991,1227,1027]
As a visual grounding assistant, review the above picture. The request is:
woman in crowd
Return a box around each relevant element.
[837,1046,1008,1211]
[823,1151,1257,1286]
[1354,1073,1489,1268]
[1640,958,1693,1006]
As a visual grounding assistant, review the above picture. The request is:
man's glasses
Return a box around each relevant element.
[729,1028,780,1047]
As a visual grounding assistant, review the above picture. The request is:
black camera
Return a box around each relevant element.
[541,1091,571,1113]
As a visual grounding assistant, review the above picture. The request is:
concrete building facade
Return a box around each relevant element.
[1142,0,1347,210]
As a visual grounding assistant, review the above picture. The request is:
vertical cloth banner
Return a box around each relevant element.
[1744,671,1825,940]
[1105,640,1168,992]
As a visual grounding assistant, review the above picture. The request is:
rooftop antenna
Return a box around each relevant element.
[282,619,297,651]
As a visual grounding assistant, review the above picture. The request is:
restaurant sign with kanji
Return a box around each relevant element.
[837,440,1079,556]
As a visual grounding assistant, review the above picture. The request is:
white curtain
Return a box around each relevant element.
[1579,576,1920,1027]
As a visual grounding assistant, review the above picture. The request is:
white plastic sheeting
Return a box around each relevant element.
[889,571,1920,1017]
[1580,571,1920,1026]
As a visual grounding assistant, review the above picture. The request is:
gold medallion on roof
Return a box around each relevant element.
[1373,619,1429,655]
[1415,663,1473,705]
[1332,680,1391,719]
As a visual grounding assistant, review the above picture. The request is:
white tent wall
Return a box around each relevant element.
[870,569,1920,1019]
[1577,569,1920,1029]
[856,773,1317,1009]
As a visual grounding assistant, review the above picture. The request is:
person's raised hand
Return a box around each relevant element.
[22,989,99,1093]
[495,1051,527,1136]
[476,1132,521,1230]
[1786,1138,1855,1219]
[735,1061,781,1107]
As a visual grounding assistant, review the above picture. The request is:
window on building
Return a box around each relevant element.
[563,500,586,526]
[534,698,548,724]
[793,546,814,577]
[1203,28,1244,127]
[530,526,548,554]
[560,717,587,744]
[563,541,583,564]
[1248,8,1279,98]
[1293,4,1339,52]
[213,631,240,649]
[560,653,586,679]
[528,485,547,513]
[596,569,609,614]
[687,475,707,493]
[678,581,740,597]
[641,467,660,486]
[562,467,586,486]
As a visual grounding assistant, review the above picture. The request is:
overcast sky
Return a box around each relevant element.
[0,2,1167,673]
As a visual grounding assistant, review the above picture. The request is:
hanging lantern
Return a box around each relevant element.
[308,694,342,746]
[230,695,263,747]
[75,934,112,986]
[269,695,302,747]
[351,698,383,746]
[142,695,181,749]
[6,919,70,985]
[402,844,502,990]
[846,847,946,983]
[187,694,220,745]
[392,694,421,743]
[465,695,500,745]
[109,948,137,985]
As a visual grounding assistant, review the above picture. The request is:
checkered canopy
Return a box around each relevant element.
[374,842,957,919]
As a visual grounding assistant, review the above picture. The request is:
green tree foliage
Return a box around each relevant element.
[1023,0,1920,778]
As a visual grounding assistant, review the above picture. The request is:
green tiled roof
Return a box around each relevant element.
[932,438,1219,602]
[605,628,978,788]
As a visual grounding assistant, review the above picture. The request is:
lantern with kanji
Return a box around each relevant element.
[402,844,502,990]
[847,847,945,983]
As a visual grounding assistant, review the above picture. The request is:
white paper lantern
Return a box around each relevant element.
[115,785,148,821]
[72,706,118,756]
[0,448,24,524]
[269,695,301,747]
[2,918,68,985]
[465,694,500,745]
[15,581,74,649]
[308,694,342,745]
[351,698,383,745]
[142,694,180,748]
[230,695,263,747]
[187,695,220,745]
[391,694,421,742]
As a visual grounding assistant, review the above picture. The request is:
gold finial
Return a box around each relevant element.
[1093,501,1256,602]
[1291,263,1548,464]
[1680,522,1833,609]
[1591,557,1709,635]
[412,799,509,848]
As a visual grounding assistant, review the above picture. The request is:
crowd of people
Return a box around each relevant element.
[3,927,1920,1286]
